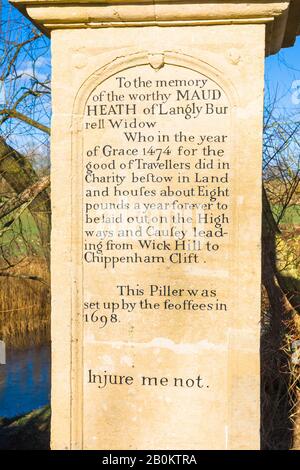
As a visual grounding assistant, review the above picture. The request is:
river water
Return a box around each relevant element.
[0,344,50,418]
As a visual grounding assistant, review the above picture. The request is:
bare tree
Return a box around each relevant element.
[0,0,51,142]
[0,0,51,271]
[261,98,300,449]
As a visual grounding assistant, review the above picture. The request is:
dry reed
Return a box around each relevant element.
[0,256,50,349]
[261,286,300,449]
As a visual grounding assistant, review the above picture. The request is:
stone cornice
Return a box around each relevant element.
[10,0,300,55]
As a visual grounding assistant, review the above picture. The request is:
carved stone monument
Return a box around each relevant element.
[11,0,300,450]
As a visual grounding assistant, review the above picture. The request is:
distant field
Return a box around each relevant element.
[272,205,300,226]
[0,208,50,348]
[0,209,42,260]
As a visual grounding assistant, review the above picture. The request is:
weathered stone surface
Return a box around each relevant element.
[11,0,300,54]
[10,0,300,451]
[54,25,264,450]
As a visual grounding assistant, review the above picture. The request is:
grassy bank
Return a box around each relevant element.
[0,406,50,450]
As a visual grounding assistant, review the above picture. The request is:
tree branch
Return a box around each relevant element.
[0,175,50,221]
[0,271,49,288]
[0,109,50,134]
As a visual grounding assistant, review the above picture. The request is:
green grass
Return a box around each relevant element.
[0,209,43,259]
[0,406,50,450]
[272,205,300,225]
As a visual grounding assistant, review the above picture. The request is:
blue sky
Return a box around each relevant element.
[265,36,300,116]
[1,0,300,156]
[1,0,299,109]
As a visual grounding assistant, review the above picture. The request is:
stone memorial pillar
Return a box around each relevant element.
[11,0,300,450]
